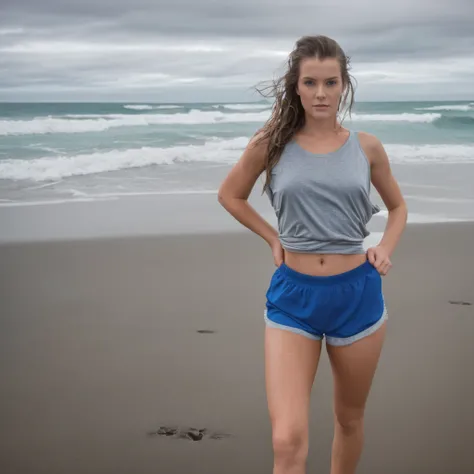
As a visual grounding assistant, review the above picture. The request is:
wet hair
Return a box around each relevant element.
[254,35,356,193]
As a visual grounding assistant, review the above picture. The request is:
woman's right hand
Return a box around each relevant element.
[270,238,284,268]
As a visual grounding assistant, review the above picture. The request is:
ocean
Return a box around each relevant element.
[1,100,474,225]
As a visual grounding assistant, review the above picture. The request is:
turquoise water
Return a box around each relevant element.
[0,100,473,222]
[1,101,473,164]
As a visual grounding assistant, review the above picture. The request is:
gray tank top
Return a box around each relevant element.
[266,130,380,254]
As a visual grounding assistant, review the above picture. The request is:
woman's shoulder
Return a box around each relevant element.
[246,129,272,160]
[353,131,385,165]
[249,127,275,150]
[234,129,270,175]
[355,131,382,149]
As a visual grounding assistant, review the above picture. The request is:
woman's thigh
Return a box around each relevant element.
[265,326,323,434]
[326,322,387,421]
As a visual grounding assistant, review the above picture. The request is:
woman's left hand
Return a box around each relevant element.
[367,245,392,276]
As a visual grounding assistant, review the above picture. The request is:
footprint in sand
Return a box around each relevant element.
[148,425,231,441]
[449,300,472,306]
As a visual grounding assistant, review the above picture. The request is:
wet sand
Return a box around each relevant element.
[1,222,474,473]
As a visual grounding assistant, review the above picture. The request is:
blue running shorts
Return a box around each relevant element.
[264,260,387,346]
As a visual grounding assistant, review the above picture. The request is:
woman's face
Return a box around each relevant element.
[296,56,344,121]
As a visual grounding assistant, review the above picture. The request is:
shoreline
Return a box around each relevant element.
[1,188,473,245]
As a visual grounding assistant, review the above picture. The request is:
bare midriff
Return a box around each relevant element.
[283,250,367,276]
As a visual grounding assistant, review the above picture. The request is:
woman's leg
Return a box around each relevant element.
[326,322,387,474]
[265,326,322,474]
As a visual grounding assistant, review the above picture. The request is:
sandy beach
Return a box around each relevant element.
[1,221,474,473]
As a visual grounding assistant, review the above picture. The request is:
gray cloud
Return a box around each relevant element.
[1,0,473,101]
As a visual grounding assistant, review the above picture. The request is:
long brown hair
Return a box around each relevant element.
[254,35,356,194]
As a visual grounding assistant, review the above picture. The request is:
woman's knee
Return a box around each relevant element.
[334,409,364,435]
[272,424,308,461]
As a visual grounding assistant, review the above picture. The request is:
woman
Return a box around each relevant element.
[217,35,407,474]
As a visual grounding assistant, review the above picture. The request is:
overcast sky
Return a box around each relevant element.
[1,0,473,102]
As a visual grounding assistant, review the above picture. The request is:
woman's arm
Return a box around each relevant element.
[359,132,408,273]
[217,134,279,248]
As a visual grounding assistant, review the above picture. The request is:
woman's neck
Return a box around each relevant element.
[299,117,344,137]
